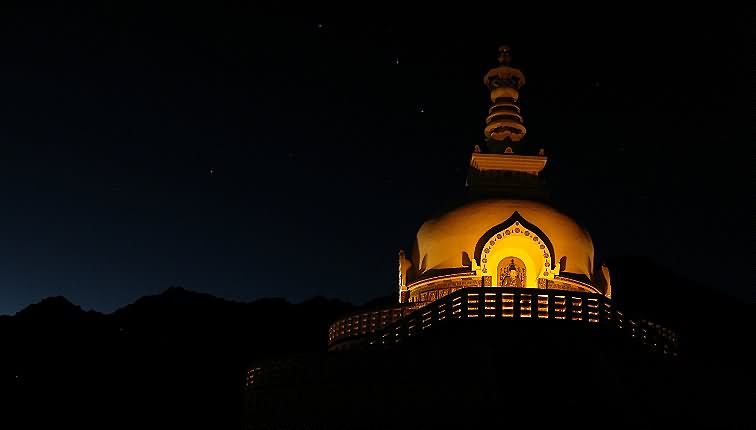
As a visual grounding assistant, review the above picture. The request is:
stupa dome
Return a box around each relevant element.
[411,199,595,287]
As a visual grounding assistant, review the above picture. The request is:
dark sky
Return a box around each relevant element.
[0,5,752,314]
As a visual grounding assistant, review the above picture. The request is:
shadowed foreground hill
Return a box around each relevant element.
[0,288,353,429]
[0,257,753,429]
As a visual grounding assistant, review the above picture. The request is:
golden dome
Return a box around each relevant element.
[411,199,595,288]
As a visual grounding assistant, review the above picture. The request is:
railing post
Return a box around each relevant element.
[434,300,440,327]
[462,291,469,318]
[513,290,521,319]
[496,289,502,319]
[547,290,555,320]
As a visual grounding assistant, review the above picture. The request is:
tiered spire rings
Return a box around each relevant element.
[483,45,527,145]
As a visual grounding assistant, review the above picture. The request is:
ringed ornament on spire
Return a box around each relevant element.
[483,45,527,145]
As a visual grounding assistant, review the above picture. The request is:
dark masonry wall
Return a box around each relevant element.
[244,317,751,430]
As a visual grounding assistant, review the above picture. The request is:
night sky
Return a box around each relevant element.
[0,5,752,314]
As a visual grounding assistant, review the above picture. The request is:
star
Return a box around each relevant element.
[394,58,400,65]
[209,168,215,174]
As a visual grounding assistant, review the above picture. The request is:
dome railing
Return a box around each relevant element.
[328,287,677,356]
[328,302,421,346]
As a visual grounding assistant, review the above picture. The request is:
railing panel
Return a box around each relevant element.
[502,293,514,317]
[327,287,677,356]
[519,293,532,318]
[553,295,566,320]
[467,292,479,318]
[537,294,549,319]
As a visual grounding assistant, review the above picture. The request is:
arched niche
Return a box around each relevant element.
[474,213,557,288]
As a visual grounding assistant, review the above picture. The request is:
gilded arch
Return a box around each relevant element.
[473,211,556,270]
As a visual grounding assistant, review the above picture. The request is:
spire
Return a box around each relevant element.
[467,46,547,199]
[482,45,527,152]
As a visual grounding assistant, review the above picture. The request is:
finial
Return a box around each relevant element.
[496,44,512,66]
[484,45,524,91]
[482,45,527,147]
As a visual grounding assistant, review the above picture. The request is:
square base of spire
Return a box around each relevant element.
[467,153,548,198]
[470,153,547,175]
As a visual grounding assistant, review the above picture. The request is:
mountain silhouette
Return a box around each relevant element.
[0,257,751,429]
[14,295,105,323]
[2,286,353,429]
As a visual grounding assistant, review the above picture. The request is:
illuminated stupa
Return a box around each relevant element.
[397,45,608,306]
[245,47,680,430]
[326,46,672,352]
